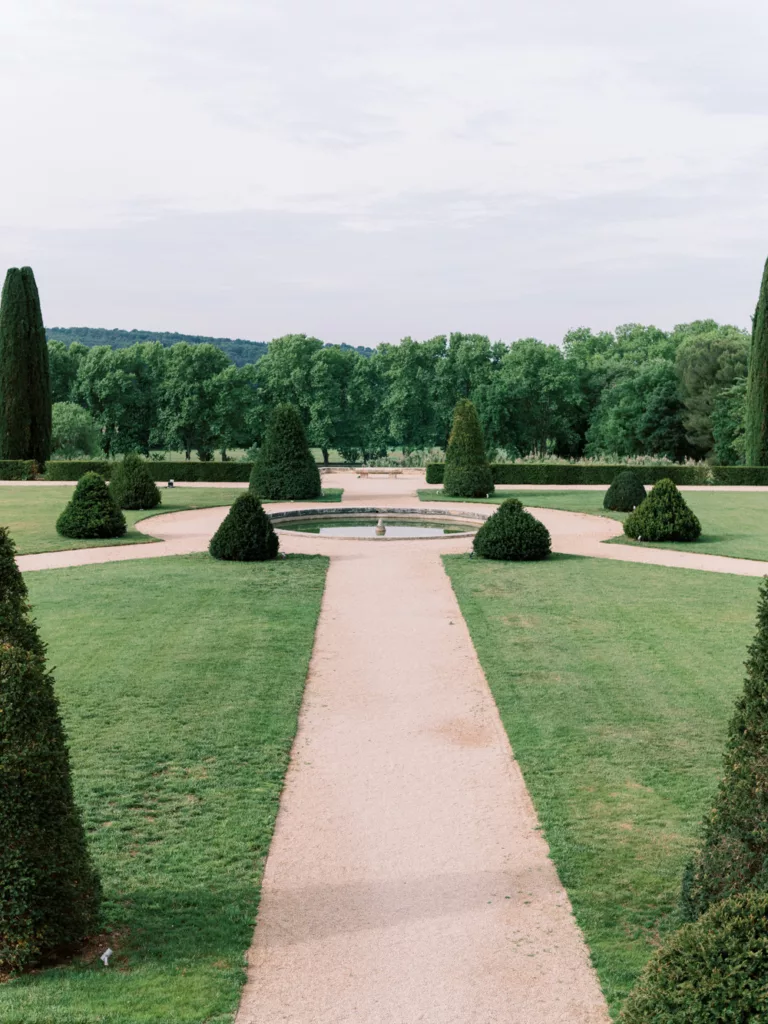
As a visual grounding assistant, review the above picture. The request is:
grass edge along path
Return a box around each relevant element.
[0,487,343,555]
[0,553,328,1024]
[420,489,768,562]
[443,552,759,1017]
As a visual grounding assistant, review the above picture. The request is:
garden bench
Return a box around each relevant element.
[356,468,403,478]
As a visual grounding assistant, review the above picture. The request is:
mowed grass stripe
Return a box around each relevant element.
[444,553,759,1016]
[0,553,328,1024]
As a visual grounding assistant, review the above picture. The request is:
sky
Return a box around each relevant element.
[1,0,768,346]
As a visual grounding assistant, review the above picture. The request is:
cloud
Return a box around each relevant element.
[0,0,766,341]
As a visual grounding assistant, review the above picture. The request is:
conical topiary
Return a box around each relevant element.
[109,453,161,510]
[680,579,768,920]
[0,527,101,971]
[473,498,551,561]
[56,472,126,539]
[249,404,321,501]
[603,470,646,512]
[443,399,494,498]
[623,478,701,542]
[620,893,768,1024]
[209,493,279,561]
[0,267,52,465]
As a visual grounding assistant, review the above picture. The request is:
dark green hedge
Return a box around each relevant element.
[710,466,768,485]
[45,460,111,480]
[427,463,713,485]
[0,460,36,480]
[44,460,253,482]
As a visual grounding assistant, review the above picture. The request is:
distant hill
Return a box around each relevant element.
[45,327,375,366]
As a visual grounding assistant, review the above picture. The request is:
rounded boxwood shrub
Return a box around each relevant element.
[623,478,701,542]
[604,470,646,512]
[209,493,279,561]
[56,472,126,539]
[249,404,321,501]
[620,893,768,1023]
[443,399,494,498]
[473,498,551,561]
[681,578,768,921]
[109,452,161,510]
[0,527,101,971]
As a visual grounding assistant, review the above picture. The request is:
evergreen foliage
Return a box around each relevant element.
[249,404,321,500]
[109,453,161,510]
[443,398,494,497]
[56,472,126,539]
[620,893,768,1023]
[745,256,768,465]
[681,579,768,920]
[473,498,551,561]
[209,493,279,561]
[603,470,647,511]
[0,267,52,465]
[623,479,701,542]
[0,527,100,971]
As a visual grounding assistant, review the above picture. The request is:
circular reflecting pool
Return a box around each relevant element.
[276,516,476,538]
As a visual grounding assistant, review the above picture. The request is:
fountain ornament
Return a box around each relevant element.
[375,517,386,536]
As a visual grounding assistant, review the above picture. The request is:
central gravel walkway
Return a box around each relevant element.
[234,533,608,1024]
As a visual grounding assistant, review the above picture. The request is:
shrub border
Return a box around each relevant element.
[0,460,37,480]
[425,463,768,486]
[44,461,252,482]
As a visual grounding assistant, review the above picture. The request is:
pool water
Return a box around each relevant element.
[275,517,475,538]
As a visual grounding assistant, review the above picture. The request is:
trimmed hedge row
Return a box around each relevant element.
[0,460,37,480]
[710,466,768,485]
[45,460,111,480]
[425,463,768,486]
[44,460,253,482]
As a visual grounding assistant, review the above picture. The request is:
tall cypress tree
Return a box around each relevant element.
[249,404,322,500]
[681,577,768,920]
[0,527,101,970]
[0,267,52,465]
[443,398,494,498]
[745,256,768,465]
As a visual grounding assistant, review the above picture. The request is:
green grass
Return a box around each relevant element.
[444,553,759,1016]
[0,486,343,555]
[0,554,328,1024]
[421,489,768,561]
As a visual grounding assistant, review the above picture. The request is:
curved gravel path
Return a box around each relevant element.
[15,472,768,577]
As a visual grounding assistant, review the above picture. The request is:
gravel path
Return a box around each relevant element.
[234,535,608,1024]
[15,473,768,576]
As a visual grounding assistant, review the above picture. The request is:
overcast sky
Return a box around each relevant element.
[1,0,767,346]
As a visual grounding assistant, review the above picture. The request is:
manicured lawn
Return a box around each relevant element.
[444,553,759,1016]
[0,486,343,555]
[422,489,768,561]
[0,554,328,1024]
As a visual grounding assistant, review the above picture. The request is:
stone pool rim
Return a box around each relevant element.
[268,506,488,541]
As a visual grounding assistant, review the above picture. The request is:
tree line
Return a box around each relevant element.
[48,320,750,463]
[46,326,375,367]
